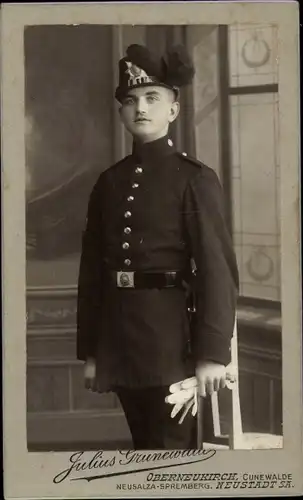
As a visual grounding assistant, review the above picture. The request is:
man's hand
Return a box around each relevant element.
[195,360,226,397]
[84,357,96,391]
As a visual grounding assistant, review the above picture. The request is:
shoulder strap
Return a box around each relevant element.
[176,151,206,169]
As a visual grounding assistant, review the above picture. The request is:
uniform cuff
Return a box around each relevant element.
[193,332,232,367]
[76,333,97,362]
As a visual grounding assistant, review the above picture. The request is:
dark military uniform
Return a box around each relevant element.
[76,44,239,449]
[76,136,239,448]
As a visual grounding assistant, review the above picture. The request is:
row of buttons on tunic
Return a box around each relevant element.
[122,165,144,266]
[119,140,182,268]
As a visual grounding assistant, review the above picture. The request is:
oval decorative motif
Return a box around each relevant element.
[241,31,271,69]
[246,247,274,282]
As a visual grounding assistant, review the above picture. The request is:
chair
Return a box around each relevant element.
[198,316,283,450]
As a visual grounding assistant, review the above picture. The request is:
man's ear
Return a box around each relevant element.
[118,105,125,124]
[168,101,180,123]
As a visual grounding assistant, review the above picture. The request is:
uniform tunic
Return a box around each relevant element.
[76,135,239,392]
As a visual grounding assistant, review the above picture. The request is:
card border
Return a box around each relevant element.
[1,1,302,498]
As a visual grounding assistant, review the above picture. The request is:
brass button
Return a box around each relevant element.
[124,259,131,266]
[135,166,143,174]
[124,211,132,218]
[127,195,134,202]
[124,227,132,235]
[132,183,139,189]
[122,242,130,250]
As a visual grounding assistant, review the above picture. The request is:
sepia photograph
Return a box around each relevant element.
[2,2,301,498]
[25,22,283,452]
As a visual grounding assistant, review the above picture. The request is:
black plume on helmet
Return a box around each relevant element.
[161,45,195,87]
[115,43,195,102]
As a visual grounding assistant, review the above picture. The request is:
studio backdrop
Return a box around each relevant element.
[25,24,282,450]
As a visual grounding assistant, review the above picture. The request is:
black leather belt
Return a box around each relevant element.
[111,270,185,289]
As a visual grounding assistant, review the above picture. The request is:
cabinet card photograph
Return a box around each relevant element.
[2,1,302,499]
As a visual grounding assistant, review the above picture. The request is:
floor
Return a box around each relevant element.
[28,440,133,452]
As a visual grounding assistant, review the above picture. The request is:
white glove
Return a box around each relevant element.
[165,366,236,424]
[165,377,198,424]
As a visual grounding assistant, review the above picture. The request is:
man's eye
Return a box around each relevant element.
[123,98,134,105]
[147,95,158,102]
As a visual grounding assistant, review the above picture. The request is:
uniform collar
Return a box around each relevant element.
[132,135,176,163]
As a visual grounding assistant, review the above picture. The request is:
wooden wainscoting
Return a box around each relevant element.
[27,286,131,451]
[27,287,282,451]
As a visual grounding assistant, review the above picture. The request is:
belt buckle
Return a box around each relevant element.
[117,271,135,288]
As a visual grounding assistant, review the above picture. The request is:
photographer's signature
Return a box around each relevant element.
[53,449,216,483]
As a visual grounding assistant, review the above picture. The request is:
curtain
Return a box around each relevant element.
[185,25,221,179]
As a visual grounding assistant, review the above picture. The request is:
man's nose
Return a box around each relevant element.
[136,97,148,114]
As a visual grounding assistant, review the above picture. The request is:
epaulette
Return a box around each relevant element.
[176,151,207,169]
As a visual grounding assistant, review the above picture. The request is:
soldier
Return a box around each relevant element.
[77,44,239,449]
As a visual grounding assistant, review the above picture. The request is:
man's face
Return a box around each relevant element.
[119,86,180,142]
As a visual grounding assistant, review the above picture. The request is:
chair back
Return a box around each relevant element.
[198,314,244,449]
